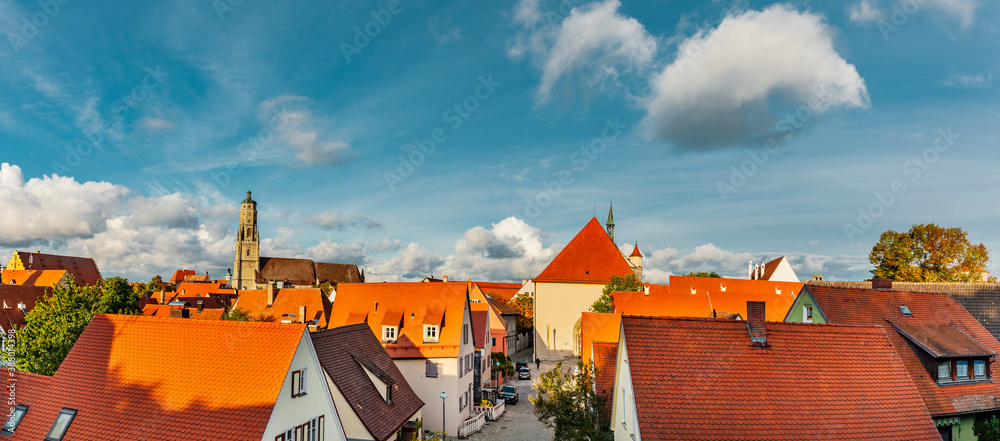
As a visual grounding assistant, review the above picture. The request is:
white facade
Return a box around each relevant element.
[611,325,640,441]
[262,331,349,441]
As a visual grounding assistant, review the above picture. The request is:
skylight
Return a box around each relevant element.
[899,305,912,316]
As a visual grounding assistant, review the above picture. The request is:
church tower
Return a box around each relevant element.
[606,202,615,243]
[233,190,260,290]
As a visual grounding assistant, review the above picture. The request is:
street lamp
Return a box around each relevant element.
[440,391,447,438]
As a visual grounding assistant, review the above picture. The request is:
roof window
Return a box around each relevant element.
[45,408,77,441]
[899,305,912,316]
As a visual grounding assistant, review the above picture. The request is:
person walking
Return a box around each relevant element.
[535,358,540,370]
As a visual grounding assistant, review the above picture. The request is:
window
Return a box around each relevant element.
[459,357,464,376]
[276,415,325,441]
[44,408,76,441]
[975,360,986,378]
[291,368,307,398]
[938,361,951,381]
[957,360,969,379]
[463,324,469,345]
[2,404,27,435]
[803,305,813,323]
[382,326,397,342]
[386,385,393,404]
[424,325,438,342]
[492,337,496,347]
[425,360,438,378]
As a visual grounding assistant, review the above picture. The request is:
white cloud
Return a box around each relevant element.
[138,117,176,131]
[848,0,884,24]
[510,0,657,104]
[257,95,355,166]
[926,0,977,30]
[943,73,992,88]
[369,237,403,253]
[306,240,367,263]
[372,243,445,280]
[304,211,382,231]
[644,4,869,150]
[441,216,560,281]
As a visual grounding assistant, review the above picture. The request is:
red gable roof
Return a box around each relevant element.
[475,282,522,301]
[470,310,489,349]
[7,314,307,441]
[621,315,940,440]
[13,251,102,285]
[235,287,333,328]
[311,324,424,441]
[169,270,196,284]
[808,285,1000,416]
[591,341,617,420]
[0,284,48,312]
[331,282,470,359]
[535,218,633,284]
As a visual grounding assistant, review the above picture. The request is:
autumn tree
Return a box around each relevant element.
[870,224,993,282]
[502,293,534,332]
[590,273,643,314]
[532,361,612,441]
[683,271,721,278]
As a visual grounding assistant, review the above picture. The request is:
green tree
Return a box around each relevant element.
[96,277,142,315]
[314,281,334,297]
[974,414,1000,441]
[491,352,515,377]
[503,293,534,332]
[683,271,721,278]
[532,361,612,441]
[870,224,993,282]
[222,307,251,321]
[590,273,643,313]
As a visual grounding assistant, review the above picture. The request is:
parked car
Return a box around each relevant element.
[500,384,518,404]
[515,361,528,370]
[517,366,531,380]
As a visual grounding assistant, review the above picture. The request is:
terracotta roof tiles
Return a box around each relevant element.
[535,218,633,284]
[12,251,102,285]
[234,287,333,328]
[1,270,67,287]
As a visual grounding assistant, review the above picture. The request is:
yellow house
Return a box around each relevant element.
[534,217,635,361]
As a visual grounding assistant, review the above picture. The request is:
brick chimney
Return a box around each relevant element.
[299,305,307,324]
[159,291,166,304]
[267,282,276,307]
[872,278,892,290]
[197,300,204,313]
[747,301,768,347]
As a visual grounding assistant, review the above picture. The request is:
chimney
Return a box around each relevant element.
[267,282,276,307]
[160,291,166,304]
[169,308,190,318]
[872,278,892,290]
[443,275,449,282]
[299,305,307,324]
[197,300,204,313]
[747,301,768,347]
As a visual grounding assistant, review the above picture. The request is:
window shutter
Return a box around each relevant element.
[292,370,301,398]
[301,368,307,395]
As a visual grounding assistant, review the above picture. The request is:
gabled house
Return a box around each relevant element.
[612,302,940,440]
[1,269,68,287]
[5,314,348,440]
[470,285,513,356]
[311,323,424,441]
[534,217,634,361]
[233,284,333,329]
[794,284,1000,440]
[748,256,800,282]
[330,282,478,436]
[5,251,102,285]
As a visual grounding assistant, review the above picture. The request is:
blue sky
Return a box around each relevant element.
[1,0,998,283]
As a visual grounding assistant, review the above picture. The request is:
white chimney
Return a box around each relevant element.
[443,275,449,282]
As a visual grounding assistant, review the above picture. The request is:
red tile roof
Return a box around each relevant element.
[0,284,48,312]
[621,315,940,440]
[141,304,225,320]
[7,314,307,441]
[234,287,333,328]
[1,270,66,287]
[311,324,424,441]
[475,282,522,301]
[0,307,26,332]
[257,258,362,286]
[12,251,102,285]
[611,277,801,321]
[535,218,633,284]
[331,282,470,359]
[169,269,196,284]
[629,244,642,258]
[174,281,234,298]
[612,284,711,318]
[470,310,489,349]
[591,341,617,420]
[809,285,1000,416]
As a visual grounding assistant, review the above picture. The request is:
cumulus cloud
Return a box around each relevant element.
[644,4,869,150]
[129,193,200,229]
[374,243,445,279]
[258,95,354,166]
[943,73,992,88]
[848,0,884,24]
[0,163,130,246]
[306,240,367,263]
[304,211,382,231]
[368,237,403,253]
[442,217,560,281]
[510,0,657,104]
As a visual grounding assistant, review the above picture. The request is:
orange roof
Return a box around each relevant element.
[810,285,1000,416]
[592,341,618,419]
[622,315,940,440]
[331,282,470,359]
[612,284,712,318]
[175,281,234,297]
[12,251,102,285]
[169,269,196,284]
[580,312,621,362]
[1,269,66,287]
[8,314,307,441]
[234,287,332,328]
[141,304,226,320]
[535,218,634,284]
[629,244,642,258]
[475,282,522,301]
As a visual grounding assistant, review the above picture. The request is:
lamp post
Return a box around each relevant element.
[440,391,447,439]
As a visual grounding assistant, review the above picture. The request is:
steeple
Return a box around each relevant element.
[606,202,615,243]
[234,189,261,290]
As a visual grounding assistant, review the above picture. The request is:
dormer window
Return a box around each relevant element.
[424,325,439,343]
[898,305,912,316]
[44,408,76,441]
[937,358,990,384]
[2,404,27,435]
[382,326,397,342]
[803,305,813,323]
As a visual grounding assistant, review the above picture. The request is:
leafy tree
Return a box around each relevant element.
[532,361,612,441]
[590,273,643,313]
[222,307,251,321]
[491,352,515,377]
[16,276,141,375]
[683,271,721,278]
[314,281,334,297]
[974,414,1000,441]
[503,294,534,332]
[254,314,276,322]
[870,224,993,282]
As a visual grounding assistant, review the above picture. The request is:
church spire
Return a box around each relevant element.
[606,202,615,243]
